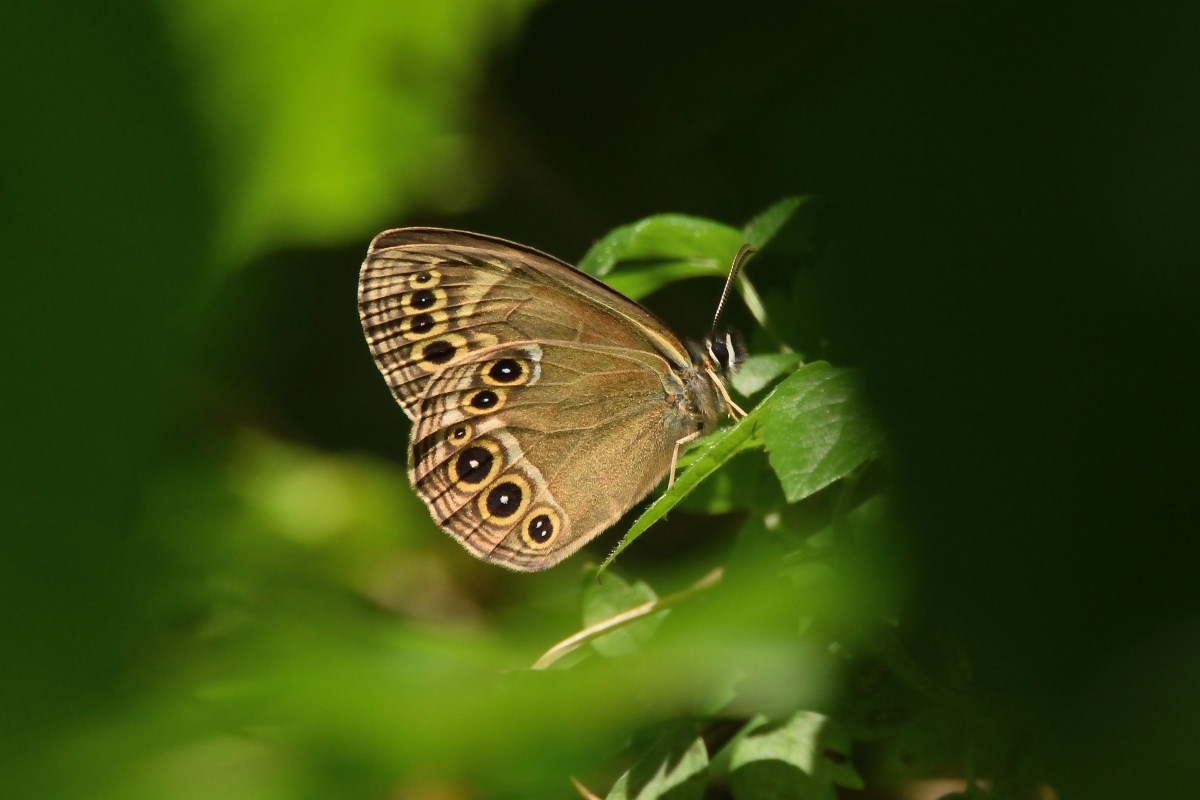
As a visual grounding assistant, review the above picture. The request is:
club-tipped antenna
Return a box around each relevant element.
[709,243,756,337]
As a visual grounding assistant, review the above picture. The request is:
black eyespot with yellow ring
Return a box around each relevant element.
[451,438,502,487]
[412,333,467,371]
[446,422,473,447]
[521,507,561,549]
[463,387,505,415]
[402,308,449,340]
[408,268,441,289]
[402,286,447,313]
[481,357,527,387]
[478,474,531,523]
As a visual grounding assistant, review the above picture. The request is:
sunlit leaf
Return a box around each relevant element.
[729,711,862,800]
[607,724,708,800]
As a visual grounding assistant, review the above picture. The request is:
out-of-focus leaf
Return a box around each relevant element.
[163,0,544,264]
[582,570,665,658]
[607,724,708,800]
[761,363,881,503]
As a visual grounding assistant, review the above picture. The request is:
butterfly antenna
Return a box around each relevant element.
[709,243,756,337]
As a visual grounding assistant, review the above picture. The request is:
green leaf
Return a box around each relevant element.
[607,724,709,800]
[675,449,765,515]
[578,214,745,299]
[165,0,544,265]
[742,196,809,250]
[761,363,881,503]
[729,712,862,800]
[582,570,666,658]
[732,353,804,397]
[598,260,730,302]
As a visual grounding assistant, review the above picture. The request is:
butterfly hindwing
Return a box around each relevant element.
[407,341,693,570]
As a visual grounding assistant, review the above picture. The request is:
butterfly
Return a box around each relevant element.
[357,228,747,570]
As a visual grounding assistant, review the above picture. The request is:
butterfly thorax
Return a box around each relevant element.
[671,363,723,436]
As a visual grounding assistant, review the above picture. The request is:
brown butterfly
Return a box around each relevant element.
[358,228,747,570]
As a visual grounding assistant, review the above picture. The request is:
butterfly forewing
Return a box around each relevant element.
[358,229,696,418]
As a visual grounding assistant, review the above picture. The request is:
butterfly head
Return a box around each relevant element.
[684,330,747,422]
[698,330,746,379]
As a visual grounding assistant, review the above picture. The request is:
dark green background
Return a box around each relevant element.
[5,1,1198,797]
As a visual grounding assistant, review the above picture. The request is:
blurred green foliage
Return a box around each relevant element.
[162,0,543,263]
[5,1,1200,799]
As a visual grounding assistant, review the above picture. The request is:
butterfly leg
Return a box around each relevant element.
[706,366,747,420]
[666,429,703,489]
